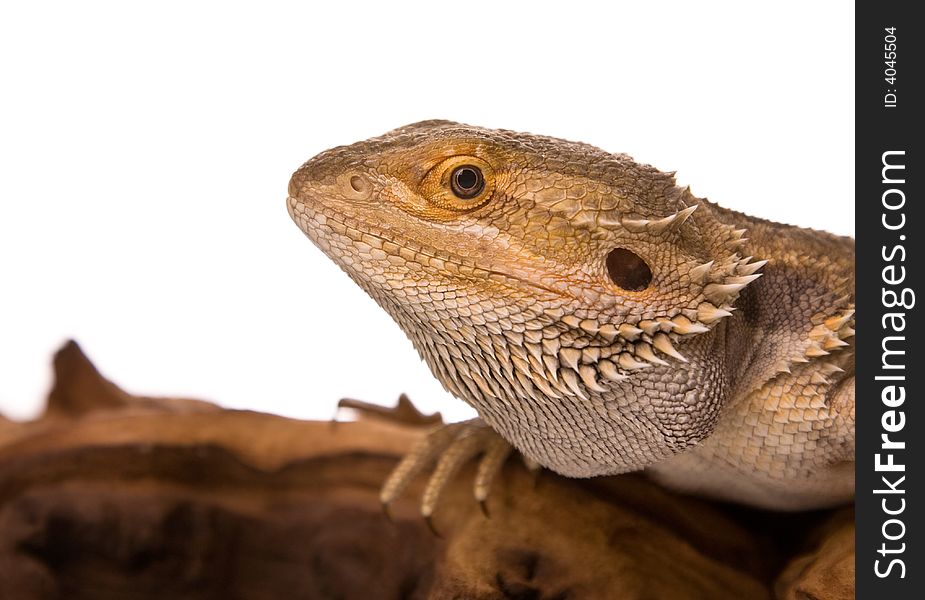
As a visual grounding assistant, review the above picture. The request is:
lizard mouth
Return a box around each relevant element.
[287,194,568,299]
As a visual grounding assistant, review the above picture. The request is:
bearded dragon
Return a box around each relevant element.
[287,121,855,516]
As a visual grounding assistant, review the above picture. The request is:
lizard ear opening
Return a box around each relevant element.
[606,248,652,291]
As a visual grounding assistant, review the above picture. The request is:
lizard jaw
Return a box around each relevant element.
[288,194,570,301]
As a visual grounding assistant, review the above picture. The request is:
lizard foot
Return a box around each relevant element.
[380,418,516,529]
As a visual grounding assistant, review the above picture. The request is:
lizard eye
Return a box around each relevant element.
[607,248,652,291]
[421,156,493,212]
[450,165,484,199]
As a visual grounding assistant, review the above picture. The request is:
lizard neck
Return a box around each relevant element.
[701,202,855,402]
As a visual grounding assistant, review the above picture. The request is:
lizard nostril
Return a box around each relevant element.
[349,175,368,194]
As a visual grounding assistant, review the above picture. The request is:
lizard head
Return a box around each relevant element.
[288,121,765,476]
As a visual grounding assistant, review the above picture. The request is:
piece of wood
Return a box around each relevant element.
[0,341,854,599]
[775,509,855,600]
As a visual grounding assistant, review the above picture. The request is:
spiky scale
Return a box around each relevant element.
[562,314,582,328]
[598,323,619,342]
[805,344,830,358]
[809,325,831,341]
[704,282,749,304]
[823,337,849,350]
[811,372,830,385]
[634,342,670,367]
[639,320,660,336]
[530,372,562,399]
[647,213,677,234]
[672,204,699,227]
[579,319,600,335]
[542,354,560,381]
[618,323,644,341]
[646,205,697,234]
[513,371,539,403]
[560,368,588,400]
[825,311,855,331]
[670,315,710,335]
[653,333,687,362]
[697,302,733,324]
[820,363,845,375]
[581,347,601,364]
[737,259,768,276]
[559,348,581,371]
[689,260,714,283]
[657,317,676,332]
[621,218,650,233]
[726,274,763,286]
[598,359,627,382]
[510,354,532,378]
[542,338,561,356]
[579,365,608,392]
[523,328,543,344]
[618,352,651,371]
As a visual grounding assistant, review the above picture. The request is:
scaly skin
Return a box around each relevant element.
[287,121,855,511]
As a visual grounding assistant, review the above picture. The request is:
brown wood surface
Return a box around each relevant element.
[0,342,854,599]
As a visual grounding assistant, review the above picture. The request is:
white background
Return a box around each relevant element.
[0,2,853,423]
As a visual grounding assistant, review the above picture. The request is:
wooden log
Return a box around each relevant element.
[0,342,853,599]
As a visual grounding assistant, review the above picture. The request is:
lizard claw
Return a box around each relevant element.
[380,418,513,530]
[423,515,443,538]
